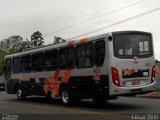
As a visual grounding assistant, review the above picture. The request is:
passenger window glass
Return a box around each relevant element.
[45,50,58,71]
[139,41,149,53]
[144,41,149,51]
[5,58,11,78]
[139,42,144,52]
[95,40,105,67]
[22,55,31,73]
[59,48,66,69]
[119,49,123,55]
[114,34,152,58]
[85,43,94,67]
[125,47,132,55]
[76,45,85,69]
[32,52,44,72]
[76,42,94,69]
[66,47,75,68]
[13,57,21,74]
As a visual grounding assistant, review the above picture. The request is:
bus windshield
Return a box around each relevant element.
[113,33,153,59]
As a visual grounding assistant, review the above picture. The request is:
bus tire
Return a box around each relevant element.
[60,87,73,106]
[17,89,26,101]
[92,97,107,104]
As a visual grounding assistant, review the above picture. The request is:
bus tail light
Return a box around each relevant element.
[151,65,156,83]
[112,67,120,87]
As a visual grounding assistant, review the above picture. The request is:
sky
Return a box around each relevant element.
[0,0,160,59]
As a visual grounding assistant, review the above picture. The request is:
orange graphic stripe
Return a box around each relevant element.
[53,85,59,94]
[43,69,61,96]
[48,76,54,84]
[61,69,71,83]
[44,78,49,85]
[43,85,49,94]
[79,38,87,43]
[51,91,56,97]
[48,85,54,91]
[54,69,60,81]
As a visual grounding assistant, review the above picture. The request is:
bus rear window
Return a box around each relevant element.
[113,33,153,59]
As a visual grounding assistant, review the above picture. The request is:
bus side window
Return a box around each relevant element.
[95,40,105,67]
[22,55,31,73]
[66,46,75,69]
[59,48,66,69]
[85,43,94,68]
[45,50,58,71]
[76,44,85,69]
[5,58,11,79]
[13,57,21,74]
[32,52,44,72]
[76,42,94,69]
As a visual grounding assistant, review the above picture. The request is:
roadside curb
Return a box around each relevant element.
[136,95,160,99]
[136,92,160,99]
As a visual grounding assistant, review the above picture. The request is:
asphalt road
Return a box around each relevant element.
[0,91,160,120]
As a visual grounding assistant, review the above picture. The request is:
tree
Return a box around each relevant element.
[53,36,66,45]
[31,31,44,47]
[0,36,31,75]
[0,50,5,75]
[18,38,31,52]
[155,59,160,63]
[0,35,25,54]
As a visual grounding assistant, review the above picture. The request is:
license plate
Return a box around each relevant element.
[132,80,140,85]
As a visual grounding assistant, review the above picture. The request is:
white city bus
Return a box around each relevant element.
[4,31,156,105]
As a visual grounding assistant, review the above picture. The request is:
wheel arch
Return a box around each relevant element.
[59,82,68,95]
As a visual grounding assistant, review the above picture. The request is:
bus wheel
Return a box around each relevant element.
[60,87,72,106]
[17,89,26,101]
[92,97,107,104]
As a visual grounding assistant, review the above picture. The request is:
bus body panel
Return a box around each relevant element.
[109,57,156,96]
[5,33,110,99]
[4,31,156,101]
[108,32,156,96]
[6,66,109,98]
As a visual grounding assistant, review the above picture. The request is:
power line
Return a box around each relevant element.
[43,0,149,36]
[67,7,160,40]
